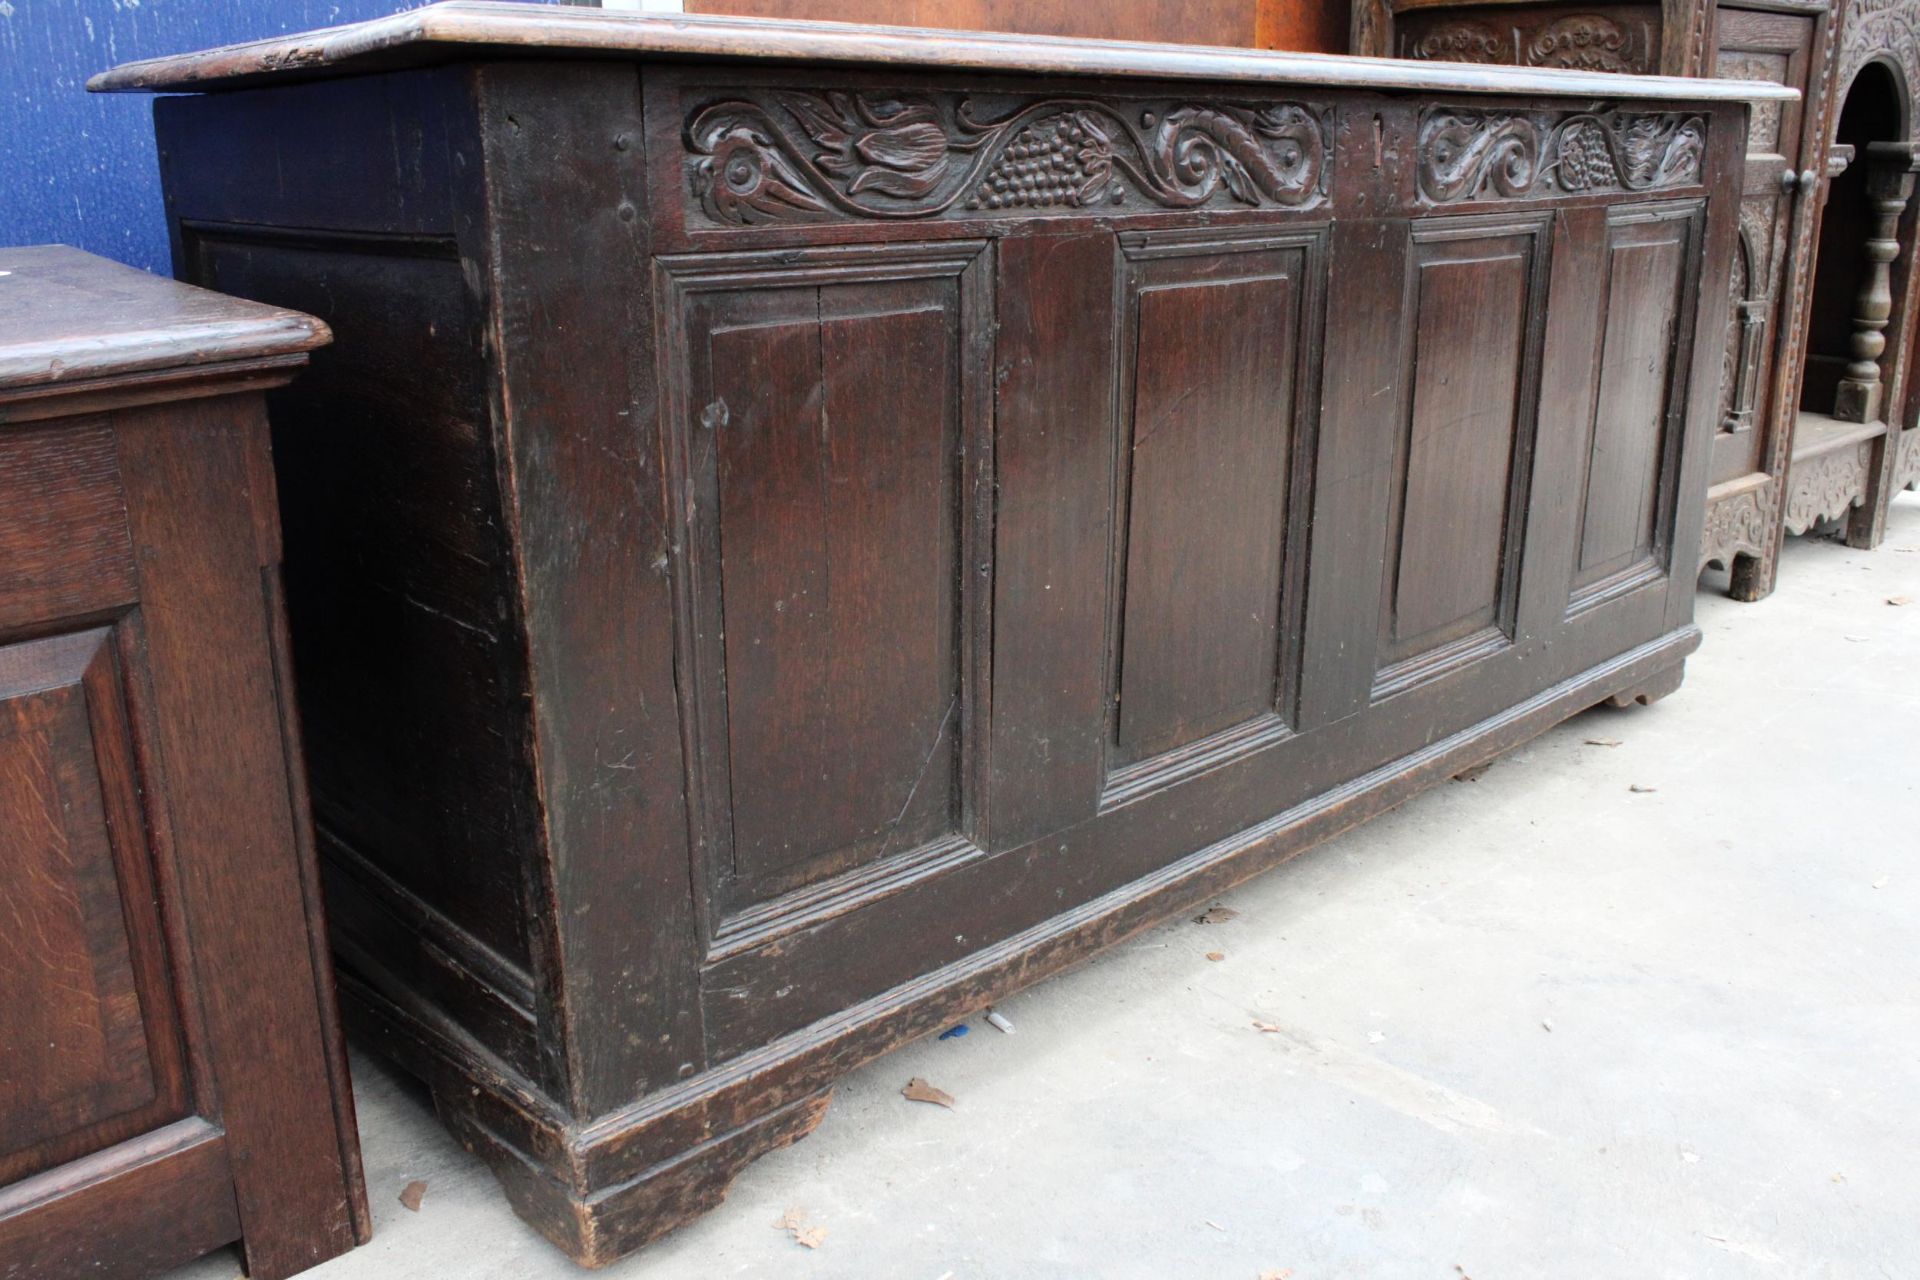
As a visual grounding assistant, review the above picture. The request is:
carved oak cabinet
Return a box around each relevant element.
[0,248,367,1279]
[95,5,1788,1264]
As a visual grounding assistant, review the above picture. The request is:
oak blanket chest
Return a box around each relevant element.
[94,7,1792,1263]
[0,247,366,1279]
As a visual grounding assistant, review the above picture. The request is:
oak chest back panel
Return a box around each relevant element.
[94,5,1788,1263]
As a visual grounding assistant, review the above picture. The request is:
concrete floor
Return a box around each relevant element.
[173,496,1920,1280]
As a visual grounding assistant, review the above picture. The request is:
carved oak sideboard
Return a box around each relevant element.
[95,5,1788,1264]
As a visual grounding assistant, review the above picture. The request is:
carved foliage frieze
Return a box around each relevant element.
[686,90,1330,226]
[1698,486,1773,570]
[1784,442,1873,534]
[1417,108,1706,204]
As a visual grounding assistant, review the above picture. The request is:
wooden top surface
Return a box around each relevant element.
[89,0,1797,102]
[0,246,329,393]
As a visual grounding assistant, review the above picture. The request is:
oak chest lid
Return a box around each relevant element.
[89,0,1798,103]
[0,245,330,396]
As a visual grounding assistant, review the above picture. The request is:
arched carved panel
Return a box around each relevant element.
[1838,0,1920,136]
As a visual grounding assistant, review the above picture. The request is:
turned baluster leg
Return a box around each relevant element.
[1835,143,1920,424]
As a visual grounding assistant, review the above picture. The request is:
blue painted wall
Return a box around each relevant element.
[0,1,564,274]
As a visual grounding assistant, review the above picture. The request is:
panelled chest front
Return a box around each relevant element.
[93,6,1792,1263]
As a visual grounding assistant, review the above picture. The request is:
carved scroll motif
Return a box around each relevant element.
[686,91,1329,225]
[1520,15,1646,72]
[1783,442,1874,534]
[1418,109,1706,203]
[1699,486,1774,570]
[1407,21,1508,63]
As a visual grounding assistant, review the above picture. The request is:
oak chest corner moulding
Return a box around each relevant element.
[91,6,1794,1265]
[0,246,367,1280]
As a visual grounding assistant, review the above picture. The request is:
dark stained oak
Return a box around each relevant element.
[110,7,1773,1266]
[0,247,366,1280]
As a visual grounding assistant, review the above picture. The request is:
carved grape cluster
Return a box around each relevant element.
[967,116,1110,210]
[1555,122,1617,191]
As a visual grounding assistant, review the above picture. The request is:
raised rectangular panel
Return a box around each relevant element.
[1376,216,1549,696]
[0,627,187,1183]
[662,244,991,923]
[0,424,137,634]
[1572,203,1702,605]
[1107,230,1321,789]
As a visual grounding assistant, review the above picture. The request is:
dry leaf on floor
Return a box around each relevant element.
[1451,761,1493,783]
[776,1208,827,1249]
[902,1076,955,1109]
[1889,595,1912,606]
[1252,1020,1283,1034]
[1584,737,1623,747]
[1629,783,1658,793]
[1258,1270,1294,1280]
[398,1180,427,1212]
[1195,905,1239,925]
[1206,951,1226,962]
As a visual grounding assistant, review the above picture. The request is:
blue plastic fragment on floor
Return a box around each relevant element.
[939,1024,969,1040]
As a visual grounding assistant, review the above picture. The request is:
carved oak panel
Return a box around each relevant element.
[1715,49,1789,153]
[684,88,1330,226]
[1104,229,1323,792]
[1398,6,1661,73]
[1784,439,1875,533]
[1418,107,1705,204]
[1839,0,1920,128]
[660,242,993,922]
[1375,215,1550,696]
[1698,482,1774,571]
[1897,428,1920,491]
[1571,202,1702,604]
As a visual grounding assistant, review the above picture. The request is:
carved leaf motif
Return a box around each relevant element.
[689,110,831,225]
